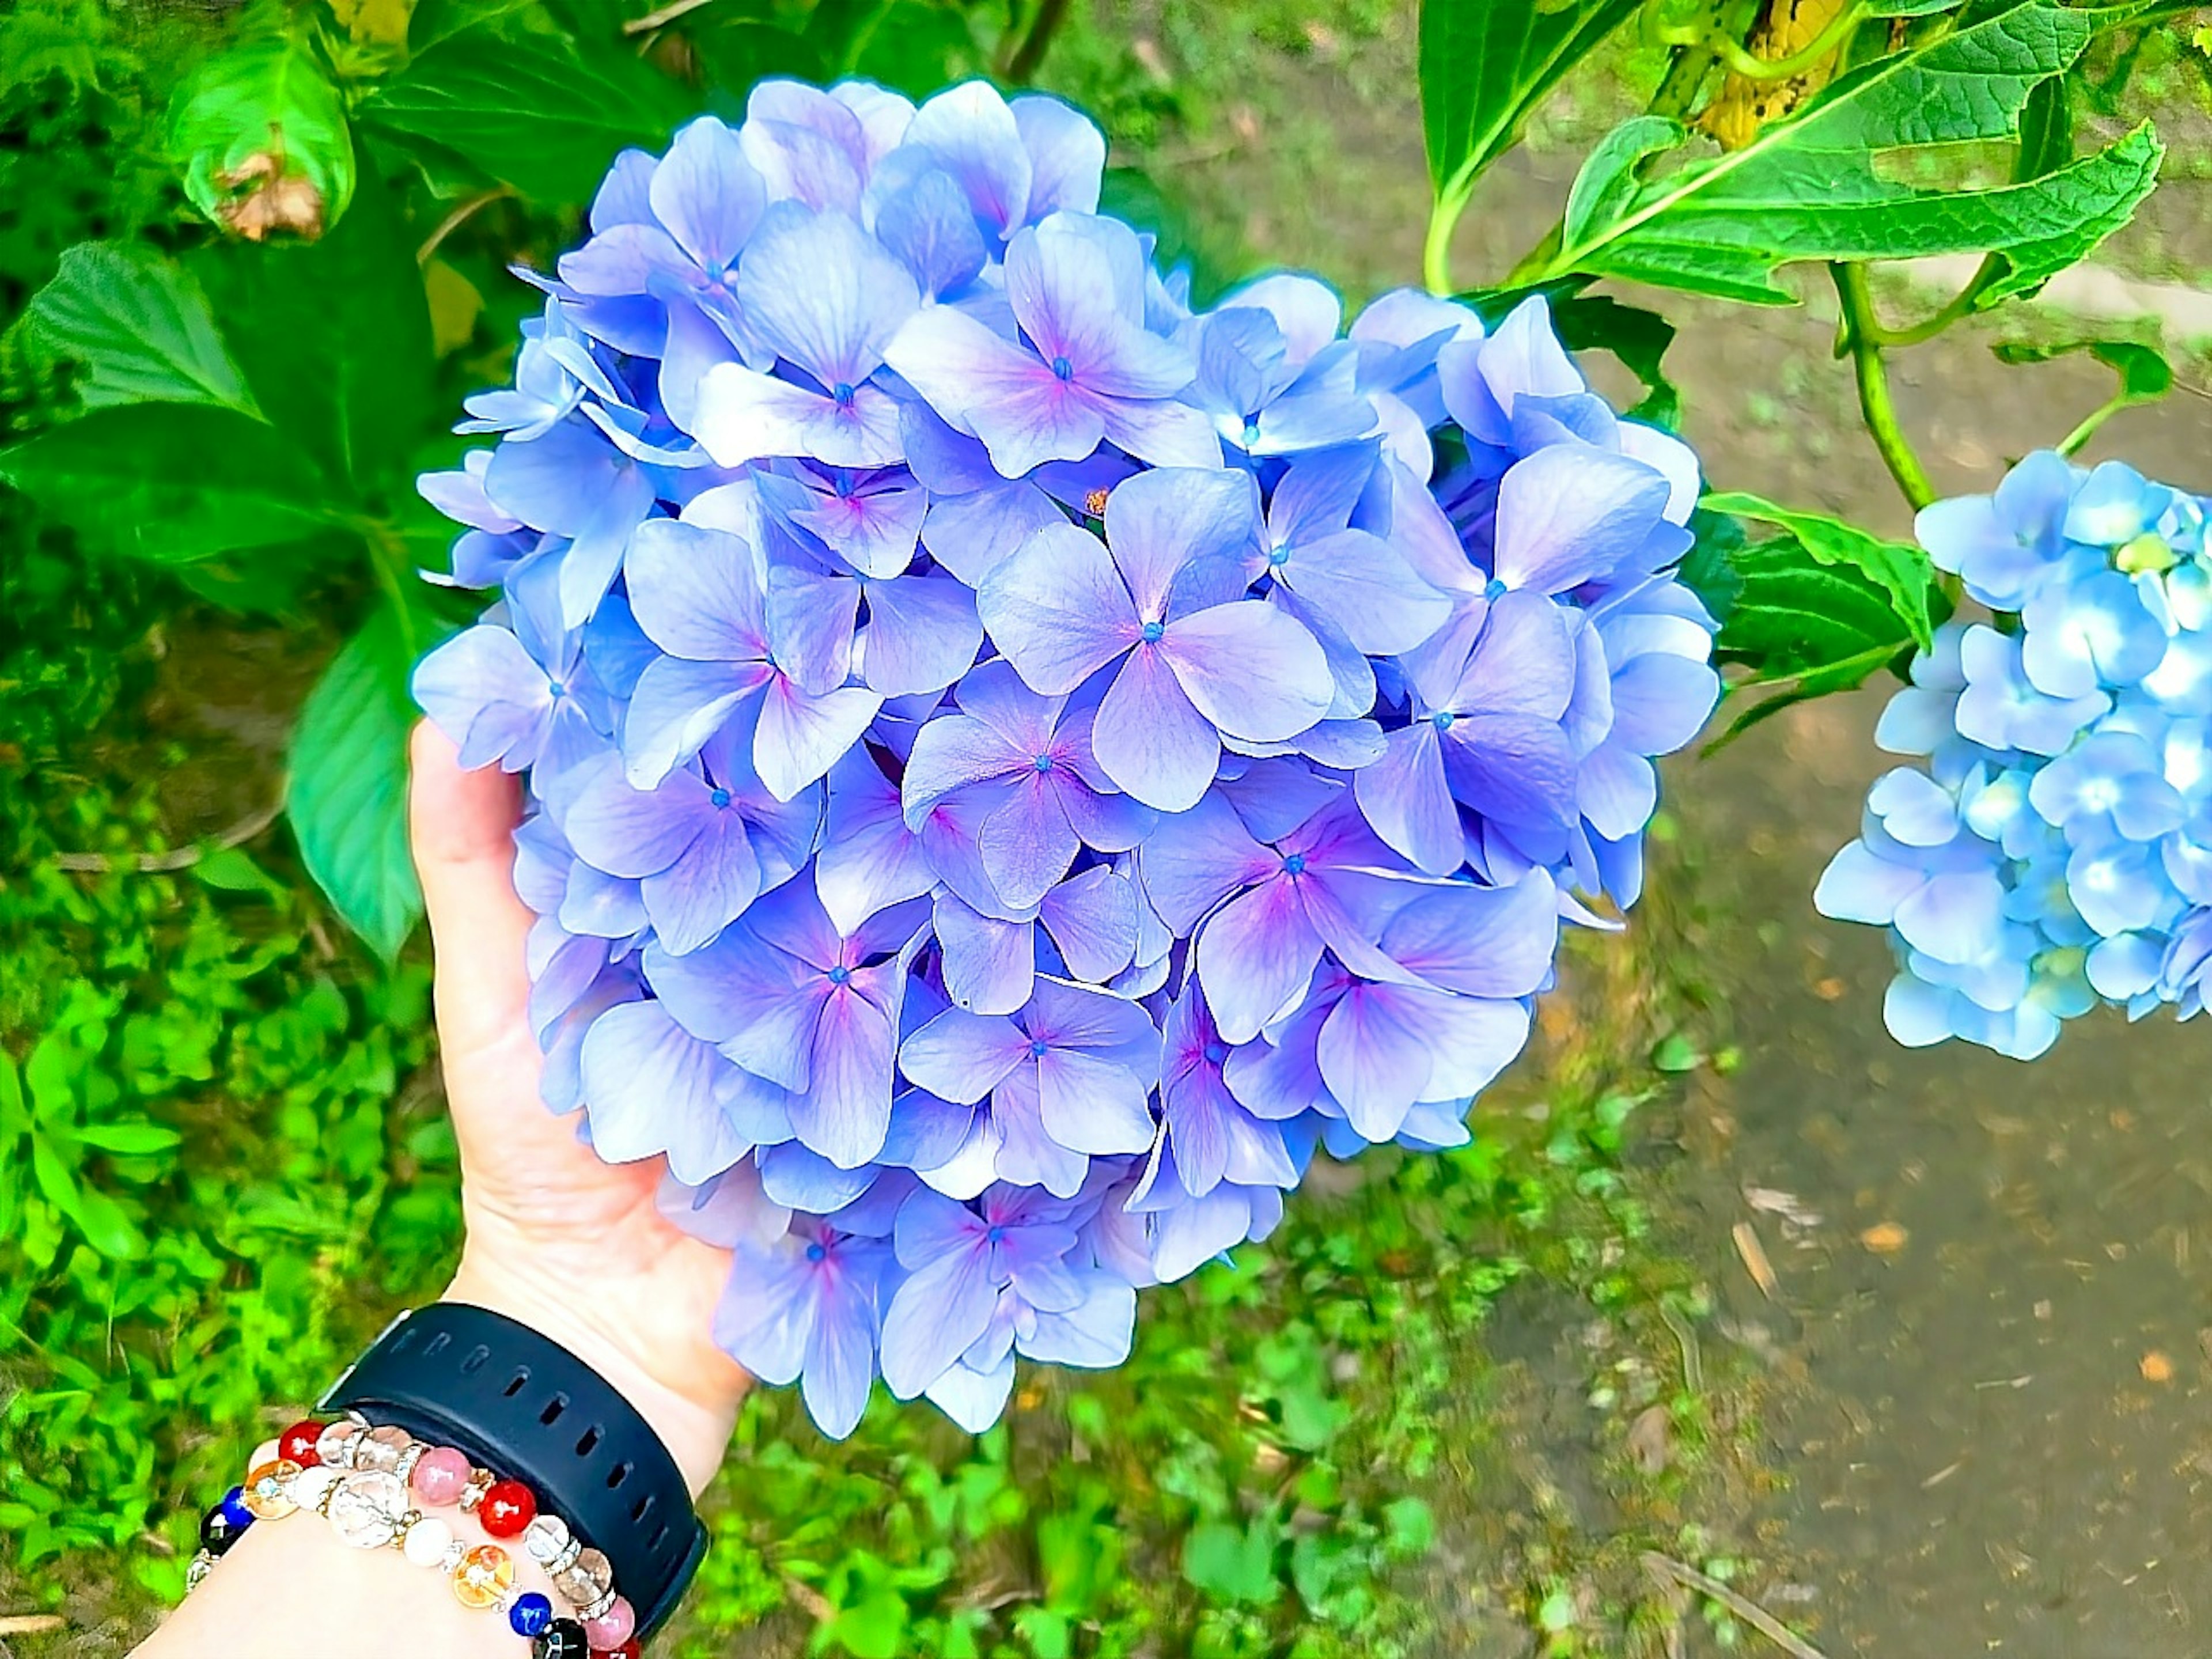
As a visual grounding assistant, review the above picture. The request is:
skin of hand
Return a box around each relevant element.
[411,721,749,1497]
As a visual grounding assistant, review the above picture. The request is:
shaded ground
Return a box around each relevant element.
[1091,6,2212,1654]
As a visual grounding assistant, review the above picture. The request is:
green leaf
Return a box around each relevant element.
[288,602,441,960]
[1865,0,1959,13]
[1563,115,1684,256]
[363,20,685,205]
[1419,0,1642,210]
[1554,292,1681,429]
[191,168,433,497]
[168,32,356,240]
[1698,518,1923,743]
[1994,336,2173,453]
[1702,488,1937,649]
[0,404,342,564]
[73,1122,184,1157]
[1181,1517,1282,1607]
[1552,3,2163,305]
[20,243,259,416]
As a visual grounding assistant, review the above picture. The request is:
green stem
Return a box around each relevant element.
[1709,2,1865,81]
[1854,253,1998,348]
[1831,262,1935,513]
[2058,395,2128,459]
[1423,189,1466,296]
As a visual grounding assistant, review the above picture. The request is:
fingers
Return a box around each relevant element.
[408,721,535,1062]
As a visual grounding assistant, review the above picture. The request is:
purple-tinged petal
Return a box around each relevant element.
[1039,868,1141,981]
[1035,1047,1156,1154]
[919,480,1067,586]
[1491,444,1669,594]
[978,774,1083,912]
[579,999,756,1183]
[905,81,1032,236]
[692,363,906,468]
[645,926,824,1085]
[738,203,919,388]
[1380,870,1556,998]
[1354,724,1461,876]
[1280,528,1450,656]
[623,656,774,789]
[649,116,766,272]
[791,986,896,1167]
[898,1008,1028,1104]
[976,522,1140,694]
[933,889,1036,1015]
[753,680,882,801]
[859,572,982,697]
[1093,646,1222,812]
[1102,467,1259,619]
[1160,601,1332,743]
[413,626,552,772]
[1018,1270,1134,1367]
[642,808,765,955]
[1197,881,1323,1044]
[885,306,1107,476]
[879,1245,997,1400]
[1137,788,1278,932]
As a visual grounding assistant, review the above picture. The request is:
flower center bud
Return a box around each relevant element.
[709,786,732,809]
[827,964,851,986]
[1203,1041,1229,1065]
[2118,531,2177,575]
[1050,355,1074,381]
[1484,576,1510,602]
[1243,418,1262,447]
[831,381,857,407]
[1030,1039,1051,1058]
[1281,852,1307,876]
[1268,546,1292,567]
[546,680,566,699]
[805,1241,826,1263]
[1141,620,1165,643]
[1430,710,1456,731]
[1033,752,1055,772]
[1084,487,1111,518]
[986,1224,1007,1244]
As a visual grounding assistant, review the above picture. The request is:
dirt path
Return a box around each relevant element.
[1096,8,2212,1652]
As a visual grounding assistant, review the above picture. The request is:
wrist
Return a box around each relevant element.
[441,1256,744,1499]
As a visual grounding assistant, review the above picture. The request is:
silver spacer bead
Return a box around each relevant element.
[184,1549,214,1594]
[456,1468,495,1514]
[578,1585,619,1623]
[393,1440,426,1483]
[437,1539,469,1573]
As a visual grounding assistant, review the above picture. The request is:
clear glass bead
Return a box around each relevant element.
[326,1470,408,1548]
[354,1424,411,1474]
[552,1546,612,1609]
[521,1513,572,1567]
[315,1420,362,1469]
[184,1551,213,1593]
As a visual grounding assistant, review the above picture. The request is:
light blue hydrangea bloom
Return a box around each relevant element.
[1821,451,2212,1059]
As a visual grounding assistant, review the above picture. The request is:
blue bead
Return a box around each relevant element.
[217,1486,255,1533]
[509,1592,555,1637]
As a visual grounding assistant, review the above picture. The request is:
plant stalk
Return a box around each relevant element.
[1830,262,1935,513]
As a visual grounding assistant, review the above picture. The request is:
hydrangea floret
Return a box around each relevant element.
[412,77,1720,1438]
[1817,451,2212,1060]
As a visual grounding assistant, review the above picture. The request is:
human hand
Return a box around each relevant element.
[408,723,748,1495]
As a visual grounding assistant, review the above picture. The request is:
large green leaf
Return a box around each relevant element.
[1696,512,1925,743]
[20,243,259,416]
[190,170,433,501]
[1418,0,1642,226]
[1551,3,2162,304]
[363,20,685,205]
[167,33,356,240]
[1703,489,1936,649]
[0,404,341,563]
[289,603,441,961]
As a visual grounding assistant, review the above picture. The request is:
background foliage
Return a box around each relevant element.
[1,0,2205,1652]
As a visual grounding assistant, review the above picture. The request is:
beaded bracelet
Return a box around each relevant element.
[186,1415,641,1658]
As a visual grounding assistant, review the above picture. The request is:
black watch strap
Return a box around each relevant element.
[320,1302,707,1639]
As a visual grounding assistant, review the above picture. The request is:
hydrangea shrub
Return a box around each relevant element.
[1819,454,2212,1060]
[412,77,1719,1437]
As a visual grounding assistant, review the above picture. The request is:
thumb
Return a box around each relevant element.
[408,720,535,1062]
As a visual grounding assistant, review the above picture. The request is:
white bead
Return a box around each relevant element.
[402,1516,455,1567]
[292,1464,340,1513]
[250,1438,281,1471]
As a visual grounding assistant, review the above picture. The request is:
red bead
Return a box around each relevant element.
[277,1419,325,1468]
[599,1642,640,1659]
[478,1478,537,1537]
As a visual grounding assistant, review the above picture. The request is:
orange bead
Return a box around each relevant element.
[450,1543,515,1609]
[242,1460,302,1520]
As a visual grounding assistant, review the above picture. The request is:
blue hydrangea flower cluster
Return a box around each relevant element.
[1818,451,2212,1060]
[412,78,1719,1439]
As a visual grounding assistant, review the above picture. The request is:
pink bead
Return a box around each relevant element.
[410,1445,473,1506]
[582,1595,635,1651]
